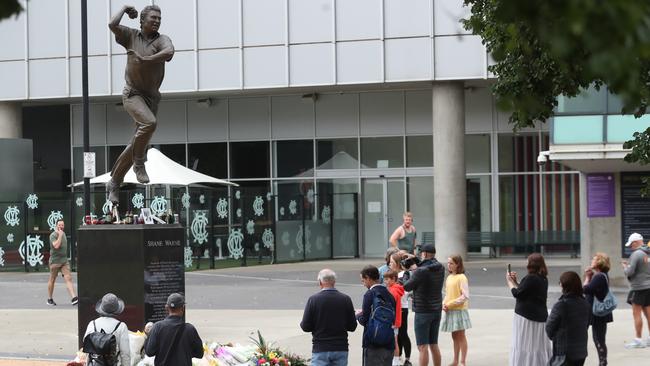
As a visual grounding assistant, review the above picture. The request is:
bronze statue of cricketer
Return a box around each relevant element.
[107,5,174,203]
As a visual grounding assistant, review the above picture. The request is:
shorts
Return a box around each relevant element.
[414,311,441,346]
[629,288,650,307]
[49,262,71,277]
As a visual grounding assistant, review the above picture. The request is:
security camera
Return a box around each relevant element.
[537,151,550,166]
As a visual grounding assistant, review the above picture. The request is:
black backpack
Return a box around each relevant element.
[82,320,122,366]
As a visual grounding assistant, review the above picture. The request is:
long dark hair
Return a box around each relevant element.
[527,253,548,277]
[559,271,583,296]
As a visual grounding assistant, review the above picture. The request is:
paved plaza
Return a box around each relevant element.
[1,258,649,365]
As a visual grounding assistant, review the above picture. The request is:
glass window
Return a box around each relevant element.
[188,143,228,178]
[498,134,539,172]
[467,176,491,232]
[275,179,315,221]
[553,116,604,144]
[606,114,650,143]
[274,140,314,177]
[499,175,536,232]
[406,135,433,167]
[542,173,580,231]
[108,145,127,170]
[407,177,434,234]
[607,92,624,114]
[465,134,490,173]
[556,85,606,114]
[231,180,272,224]
[230,141,270,178]
[73,146,106,183]
[361,136,404,168]
[152,144,186,166]
[317,139,359,169]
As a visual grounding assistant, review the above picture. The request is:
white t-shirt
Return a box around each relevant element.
[83,316,131,366]
[398,271,410,309]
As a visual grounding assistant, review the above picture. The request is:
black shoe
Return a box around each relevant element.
[47,298,56,306]
[71,296,78,306]
[403,360,412,366]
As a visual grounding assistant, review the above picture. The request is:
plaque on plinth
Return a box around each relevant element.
[76,224,184,346]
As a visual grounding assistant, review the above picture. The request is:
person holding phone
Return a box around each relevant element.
[506,253,551,366]
[583,252,613,365]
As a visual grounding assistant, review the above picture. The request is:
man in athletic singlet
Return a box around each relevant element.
[390,212,418,254]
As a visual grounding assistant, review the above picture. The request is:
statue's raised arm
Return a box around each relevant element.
[106,5,175,204]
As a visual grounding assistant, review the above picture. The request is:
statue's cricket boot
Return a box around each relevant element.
[107,179,120,204]
[133,164,150,184]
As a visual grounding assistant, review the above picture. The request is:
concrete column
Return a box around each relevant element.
[0,102,22,138]
[433,81,466,261]
[579,172,625,285]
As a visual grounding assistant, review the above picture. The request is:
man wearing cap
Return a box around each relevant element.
[145,293,203,365]
[622,233,650,348]
[83,293,131,366]
[402,243,445,366]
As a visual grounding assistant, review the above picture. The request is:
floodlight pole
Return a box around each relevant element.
[81,0,90,218]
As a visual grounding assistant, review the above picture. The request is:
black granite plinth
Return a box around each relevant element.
[76,224,184,346]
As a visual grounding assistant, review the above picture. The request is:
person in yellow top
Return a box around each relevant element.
[441,255,471,366]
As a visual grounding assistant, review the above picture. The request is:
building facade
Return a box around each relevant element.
[0,0,597,267]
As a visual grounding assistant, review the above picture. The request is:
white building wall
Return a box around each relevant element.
[0,0,488,101]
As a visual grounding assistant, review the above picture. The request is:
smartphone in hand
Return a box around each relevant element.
[507,263,511,273]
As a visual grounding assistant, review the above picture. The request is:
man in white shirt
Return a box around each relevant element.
[83,293,131,366]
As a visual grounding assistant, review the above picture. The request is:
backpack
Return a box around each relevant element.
[366,290,395,347]
[82,320,122,366]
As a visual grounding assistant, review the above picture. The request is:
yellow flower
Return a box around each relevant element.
[268,352,277,359]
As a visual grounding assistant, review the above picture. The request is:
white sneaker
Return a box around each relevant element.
[624,338,646,349]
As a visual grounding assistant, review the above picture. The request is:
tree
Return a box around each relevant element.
[0,0,23,21]
[463,0,650,166]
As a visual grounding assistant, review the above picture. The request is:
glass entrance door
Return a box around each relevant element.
[362,178,405,257]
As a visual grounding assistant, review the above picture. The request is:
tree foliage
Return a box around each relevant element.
[463,0,650,165]
[0,0,23,21]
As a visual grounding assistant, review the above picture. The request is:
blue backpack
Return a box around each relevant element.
[366,290,396,347]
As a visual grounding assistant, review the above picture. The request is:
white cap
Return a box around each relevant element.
[625,233,644,247]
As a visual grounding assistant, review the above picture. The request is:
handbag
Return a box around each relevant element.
[592,275,617,317]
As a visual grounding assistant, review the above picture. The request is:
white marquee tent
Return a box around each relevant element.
[71,148,237,187]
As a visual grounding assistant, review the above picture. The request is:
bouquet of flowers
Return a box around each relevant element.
[249,331,307,366]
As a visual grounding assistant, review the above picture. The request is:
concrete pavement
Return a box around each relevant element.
[1,258,650,365]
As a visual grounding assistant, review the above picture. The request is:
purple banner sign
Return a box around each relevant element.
[587,173,615,217]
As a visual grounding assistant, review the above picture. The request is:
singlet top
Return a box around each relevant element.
[397,226,416,252]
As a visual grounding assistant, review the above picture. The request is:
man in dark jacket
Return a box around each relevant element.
[145,293,203,366]
[356,265,396,366]
[300,268,357,366]
[402,244,445,366]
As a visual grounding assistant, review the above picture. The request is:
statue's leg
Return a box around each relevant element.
[124,94,157,183]
[107,142,134,203]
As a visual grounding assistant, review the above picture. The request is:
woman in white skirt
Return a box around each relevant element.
[506,253,552,366]
[441,255,471,366]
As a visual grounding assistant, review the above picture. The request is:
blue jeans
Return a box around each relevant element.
[311,351,349,366]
